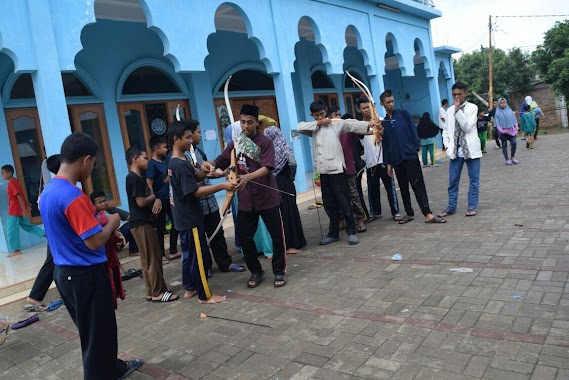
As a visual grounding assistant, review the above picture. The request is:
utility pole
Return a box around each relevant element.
[488,15,493,108]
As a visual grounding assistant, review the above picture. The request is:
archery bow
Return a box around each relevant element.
[206,77,237,245]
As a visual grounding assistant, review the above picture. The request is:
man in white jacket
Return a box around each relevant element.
[440,82,481,217]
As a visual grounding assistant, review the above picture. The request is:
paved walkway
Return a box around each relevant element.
[1,133,568,380]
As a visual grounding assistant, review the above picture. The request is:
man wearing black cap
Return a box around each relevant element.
[204,104,287,288]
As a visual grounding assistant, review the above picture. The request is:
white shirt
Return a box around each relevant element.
[439,106,447,129]
[360,135,384,168]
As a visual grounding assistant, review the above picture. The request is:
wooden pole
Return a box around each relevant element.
[488,15,493,108]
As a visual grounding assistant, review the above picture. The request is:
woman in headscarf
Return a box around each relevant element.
[494,98,519,165]
[264,126,307,254]
[417,112,440,167]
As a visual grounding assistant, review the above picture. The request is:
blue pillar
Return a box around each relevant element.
[273,71,308,192]
[330,75,345,114]
[187,72,219,159]
[295,58,315,173]
[0,94,13,253]
[27,0,71,157]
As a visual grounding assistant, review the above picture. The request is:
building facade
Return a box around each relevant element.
[0,0,459,252]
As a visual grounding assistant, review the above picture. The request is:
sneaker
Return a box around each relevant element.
[512,159,519,164]
[506,160,513,165]
[319,237,339,246]
[348,235,359,245]
[482,151,487,154]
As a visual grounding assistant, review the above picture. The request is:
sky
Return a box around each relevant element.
[430,0,569,56]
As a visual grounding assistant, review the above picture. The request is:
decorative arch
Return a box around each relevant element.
[343,67,368,91]
[310,66,335,90]
[212,62,269,94]
[0,34,18,71]
[345,25,373,76]
[438,60,451,80]
[385,33,406,76]
[211,2,273,73]
[116,58,189,101]
[413,38,433,78]
[297,16,332,74]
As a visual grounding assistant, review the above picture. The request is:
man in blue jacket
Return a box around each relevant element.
[380,91,446,224]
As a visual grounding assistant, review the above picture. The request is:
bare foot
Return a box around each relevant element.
[286,249,301,254]
[7,250,22,257]
[169,252,182,260]
[184,290,197,299]
[198,294,227,304]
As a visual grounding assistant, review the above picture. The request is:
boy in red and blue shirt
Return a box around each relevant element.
[1,164,45,257]
[39,132,141,380]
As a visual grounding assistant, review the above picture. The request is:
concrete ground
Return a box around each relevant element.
[0,132,568,380]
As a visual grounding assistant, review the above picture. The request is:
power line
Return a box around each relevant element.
[496,14,569,18]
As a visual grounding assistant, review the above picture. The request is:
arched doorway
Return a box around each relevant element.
[312,69,338,109]
[116,63,190,152]
[3,71,120,216]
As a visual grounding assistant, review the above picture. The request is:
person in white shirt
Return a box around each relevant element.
[440,82,481,218]
[439,99,449,151]
[358,99,402,222]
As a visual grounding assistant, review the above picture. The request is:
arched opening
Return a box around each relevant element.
[122,67,180,95]
[343,26,370,117]
[206,4,278,150]
[438,61,450,102]
[383,33,404,108]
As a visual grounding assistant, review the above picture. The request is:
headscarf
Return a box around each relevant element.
[416,112,440,139]
[525,96,532,105]
[264,126,292,176]
[494,98,518,130]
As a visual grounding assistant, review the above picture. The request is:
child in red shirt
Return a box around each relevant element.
[1,164,45,257]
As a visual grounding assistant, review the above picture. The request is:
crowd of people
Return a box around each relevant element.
[0,81,546,378]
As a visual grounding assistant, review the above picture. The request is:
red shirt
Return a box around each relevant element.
[7,178,26,216]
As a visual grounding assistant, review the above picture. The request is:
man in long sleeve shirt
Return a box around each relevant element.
[380,91,445,224]
[298,100,378,245]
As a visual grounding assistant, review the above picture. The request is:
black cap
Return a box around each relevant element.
[46,154,61,174]
[240,104,259,119]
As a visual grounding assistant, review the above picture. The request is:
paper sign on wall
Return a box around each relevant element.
[205,130,217,141]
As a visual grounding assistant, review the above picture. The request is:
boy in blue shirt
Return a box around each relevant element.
[40,132,141,380]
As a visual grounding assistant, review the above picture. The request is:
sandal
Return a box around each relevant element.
[24,303,47,312]
[162,258,170,265]
[169,252,182,260]
[437,210,455,218]
[425,215,447,223]
[227,263,246,272]
[274,274,287,288]
[392,214,403,222]
[357,225,367,233]
[45,299,63,312]
[118,359,143,380]
[466,209,477,217]
[398,215,414,224]
[247,271,265,288]
[152,291,179,303]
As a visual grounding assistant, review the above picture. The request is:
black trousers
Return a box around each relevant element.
[320,172,356,237]
[29,244,55,301]
[54,264,127,380]
[119,222,138,253]
[156,200,179,255]
[203,211,232,271]
[367,164,400,217]
[238,207,286,276]
[394,158,432,217]
[534,117,540,139]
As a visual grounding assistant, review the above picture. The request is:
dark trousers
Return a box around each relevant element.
[180,226,211,301]
[534,117,540,139]
[156,201,178,255]
[500,134,517,159]
[355,169,370,220]
[203,211,232,271]
[29,244,55,301]
[54,264,127,380]
[320,172,356,237]
[119,222,138,253]
[238,207,286,276]
[367,165,400,217]
[394,158,432,217]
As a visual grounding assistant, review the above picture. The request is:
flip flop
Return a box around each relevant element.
[274,275,287,288]
[11,313,39,330]
[118,359,143,380]
[227,263,246,272]
[152,291,178,303]
[24,303,47,312]
[247,271,265,288]
[466,209,477,217]
[398,215,414,224]
[46,299,64,312]
[425,215,447,223]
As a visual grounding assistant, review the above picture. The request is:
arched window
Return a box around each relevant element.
[311,70,334,89]
[62,73,93,97]
[10,74,35,100]
[9,73,94,100]
[344,71,366,89]
[122,67,180,95]
[217,69,274,92]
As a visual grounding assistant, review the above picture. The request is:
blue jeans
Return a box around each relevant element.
[447,157,480,212]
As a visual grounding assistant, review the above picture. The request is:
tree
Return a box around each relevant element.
[453,47,534,109]
[532,20,569,104]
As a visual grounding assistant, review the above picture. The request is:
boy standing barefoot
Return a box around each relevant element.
[168,120,236,303]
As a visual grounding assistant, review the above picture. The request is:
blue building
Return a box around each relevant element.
[0,0,459,252]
